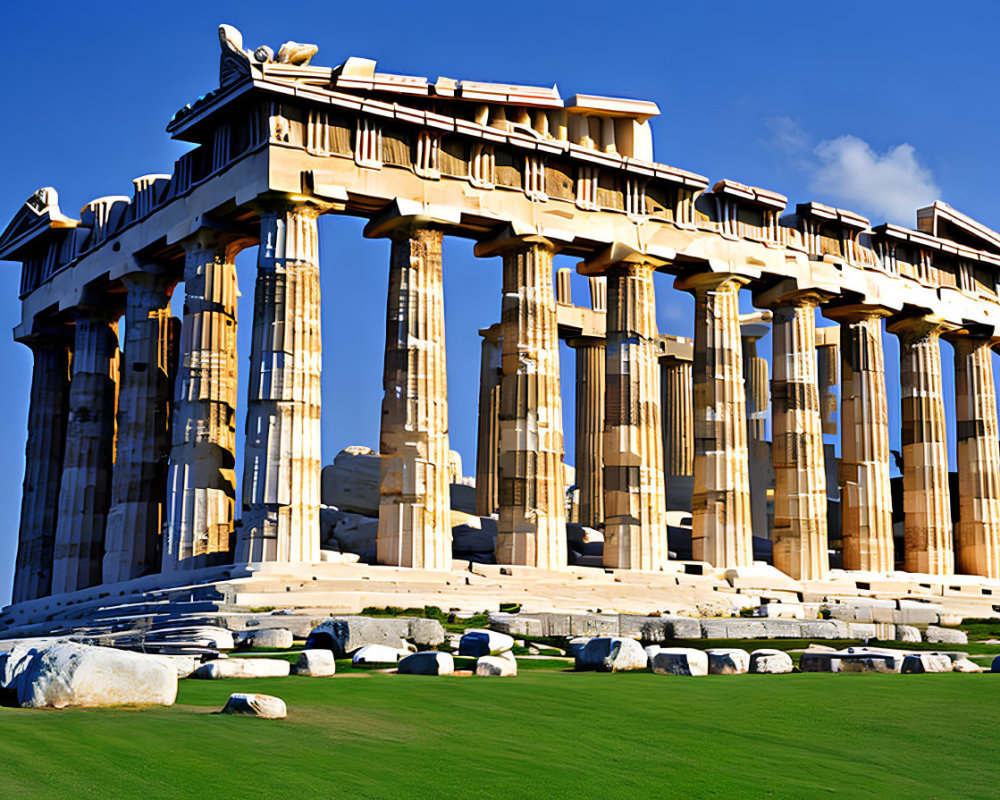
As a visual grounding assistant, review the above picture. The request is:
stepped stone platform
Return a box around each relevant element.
[1,559,998,645]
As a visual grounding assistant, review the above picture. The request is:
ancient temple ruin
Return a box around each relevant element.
[4,25,1000,621]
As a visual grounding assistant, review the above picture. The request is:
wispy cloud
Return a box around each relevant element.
[809,136,939,225]
[764,117,940,225]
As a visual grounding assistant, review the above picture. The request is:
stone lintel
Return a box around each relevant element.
[577,241,671,276]
[474,223,556,259]
[363,198,461,240]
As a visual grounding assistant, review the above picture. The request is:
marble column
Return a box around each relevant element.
[816,336,839,436]
[675,272,753,568]
[103,274,177,583]
[474,231,566,569]
[950,335,1000,578]
[51,309,120,594]
[374,223,452,570]
[13,333,71,602]
[164,237,240,571]
[603,261,667,570]
[239,203,322,564]
[660,355,693,479]
[889,316,954,575]
[826,307,894,572]
[741,323,771,540]
[570,336,605,528]
[768,295,828,580]
[475,325,502,517]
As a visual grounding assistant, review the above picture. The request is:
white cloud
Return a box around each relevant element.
[765,116,809,155]
[809,135,939,225]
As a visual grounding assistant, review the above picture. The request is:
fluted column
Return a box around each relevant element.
[13,333,71,602]
[603,261,667,570]
[742,323,770,540]
[660,355,693,479]
[767,295,828,580]
[475,325,502,517]
[51,310,120,594]
[239,202,322,564]
[475,231,566,569]
[950,335,1000,578]
[675,272,753,568]
[103,274,177,583]
[374,223,451,570]
[164,237,240,571]
[889,316,954,575]
[826,307,894,572]
[571,336,605,528]
[816,328,840,435]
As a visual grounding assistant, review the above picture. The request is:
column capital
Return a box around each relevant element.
[674,269,751,295]
[478,322,503,343]
[251,192,329,218]
[754,278,836,310]
[120,270,173,304]
[886,313,958,342]
[578,241,670,276]
[363,199,458,240]
[179,228,252,263]
[565,334,604,349]
[474,223,557,258]
[821,302,894,325]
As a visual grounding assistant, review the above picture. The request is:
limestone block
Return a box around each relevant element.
[458,629,514,657]
[991,656,1000,673]
[475,653,517,677]
[144,626,235,651]
[896,601,941,625]
[154,655,200,679]
[800,621,846,640]
[320,507,378,562]
[667,618,702,639]
[699,619,732,639]
[486,613,544,638]
[799,651,838,673]
[569,615,619,638]
[838,648,907,673]
[749,649,794,674]
[237,628,294,649]
[575,637,647,672]
[938,613,964,626]
[352,645,410,665]
[292,649,336,677]
[650,648,709,676]
[707,648,750,675]
[952,658,983,673]
[757,602,805,619]
[192,658,291,679]
[845,623,877,640]
[644,645,663,659]
[896,625,922,643]
[9,643,177,708]
[901,653,952,674]
[566,637,591,658]
[221,693,287,719]
[398,652,454,676]
[925,626,968,645]
[306,617,422,657]
[408,619,446,649]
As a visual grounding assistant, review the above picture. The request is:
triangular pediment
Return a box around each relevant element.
[0,187,77,260]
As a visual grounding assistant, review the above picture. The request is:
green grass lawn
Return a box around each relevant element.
[0,665,997,799]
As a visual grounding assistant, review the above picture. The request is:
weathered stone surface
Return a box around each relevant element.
[896,625,922,643]
[144,625,235,651]
[901,653,953,674]
[707,648,750,675]
[352,645,410,665]
[221,693,287,719]
[458,629,514,657]
[192,658,291,679]
[650,648,709,676]
[3,643,177,708]
[320,507,378,562]
[154,655,200,679]
[292,649,336,677]
[321,448,381,516]
[397,651,454,676]
[668,618,702,639]
[925,625,968,645]
[306,617,443,657]
[237,628,293,649]
[475,653,517,677]
[749,649,793,674]
[575,637,647,673]
[952,658,982,673]
[572,338,605,527]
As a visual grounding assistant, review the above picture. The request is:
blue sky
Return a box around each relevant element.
[0,1,997,600]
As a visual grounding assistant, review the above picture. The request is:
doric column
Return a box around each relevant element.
[570,336,605,528]
[474,229,566,569]
[949,335,1000,578]
[163,236,240,571]
[13,333,71,602]
[825,306,894,572]
[475,324,502,517]
[815,326,840,435]
[889,316,954,575]
[675,272,753,568]
[51,309,120,594]
[603,260,667,570]
[659,354,693,479]
[741,321,771,540]
[760,290,828,580]
[369,219,451,570]
[103,273,177,583]
[239,202,322,564]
